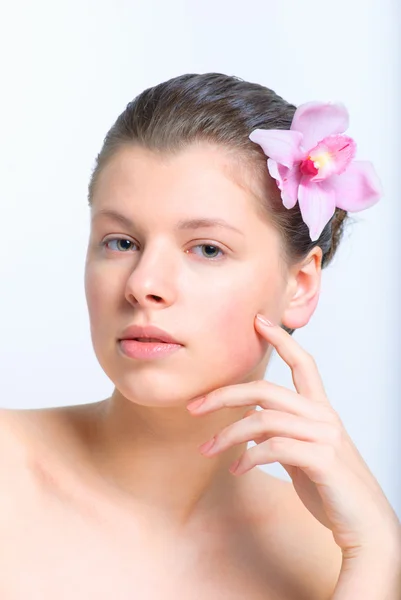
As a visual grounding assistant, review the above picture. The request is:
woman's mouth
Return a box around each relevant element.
[118,338,183,360]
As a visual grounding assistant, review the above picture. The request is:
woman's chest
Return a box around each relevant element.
[1,493,304,600]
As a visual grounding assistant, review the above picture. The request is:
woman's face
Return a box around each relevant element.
[85,143,290,406]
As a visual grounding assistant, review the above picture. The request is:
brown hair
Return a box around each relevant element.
[88,73,349,334]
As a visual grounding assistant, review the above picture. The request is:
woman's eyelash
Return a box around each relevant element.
[101,238,226,260]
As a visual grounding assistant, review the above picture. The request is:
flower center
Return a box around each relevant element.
[299,158,319,176]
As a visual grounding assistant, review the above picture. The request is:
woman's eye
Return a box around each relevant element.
[190,244,225,260]
[102,239,225,260]
[103,238,136,252]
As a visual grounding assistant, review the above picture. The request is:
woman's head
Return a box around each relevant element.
[84,73,345,405]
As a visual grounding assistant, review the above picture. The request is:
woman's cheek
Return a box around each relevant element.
[85,267,115,334]
[85,270,102,319]
[210,302,267,376]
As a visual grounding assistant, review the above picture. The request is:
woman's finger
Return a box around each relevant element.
[255,316,328,403]
[199,410,340,456]
[188,379,335,422]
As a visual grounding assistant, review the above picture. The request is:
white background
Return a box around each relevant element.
[0,0,400,517]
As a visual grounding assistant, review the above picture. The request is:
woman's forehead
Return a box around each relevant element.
[91,144,270,224]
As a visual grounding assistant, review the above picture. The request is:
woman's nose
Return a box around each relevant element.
[123,247,177,308]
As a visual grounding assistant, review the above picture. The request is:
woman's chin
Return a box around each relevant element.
[110,384,204,408]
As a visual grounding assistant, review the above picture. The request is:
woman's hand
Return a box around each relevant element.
[187,314,400,562]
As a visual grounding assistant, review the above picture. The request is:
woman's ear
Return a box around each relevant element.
[281,247,323,331]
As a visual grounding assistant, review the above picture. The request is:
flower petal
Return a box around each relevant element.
[298,179,336,241]
[291,102,349,150]
[249,129,304,168]
[267,159,301,209]
[267,158,282,184]
[329,161,383,211]
[309,135,357,181]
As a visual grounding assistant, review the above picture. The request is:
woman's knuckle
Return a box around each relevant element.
[326,424,343,447]
[305,352,317,368]
[294,352,315,372]
[268,436,286,452]
[320,443,337,465]
[319,406,341,425]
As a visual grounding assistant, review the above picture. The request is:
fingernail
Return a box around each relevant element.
[187,397,205,411]
[256,314,274,327]
[199,437,216,453]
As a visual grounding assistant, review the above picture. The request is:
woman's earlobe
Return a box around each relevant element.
[280,291,320,331]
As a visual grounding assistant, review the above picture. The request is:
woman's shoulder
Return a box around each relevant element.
[0,406,55,452]
[0,407,33,466]
[0,408,342,598]
[0,406,75,494]
[0,405,87,487]
[0,408,40,531]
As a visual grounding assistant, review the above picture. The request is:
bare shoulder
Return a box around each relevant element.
[0,405,84,527]
[0,408,40,529]
[0,408,33,466]
[249,470,342,599]
[0,405,53,450]
[0,405,75,488]
[0,404,90,456]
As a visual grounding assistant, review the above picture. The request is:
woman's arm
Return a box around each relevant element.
[331,537,401,600]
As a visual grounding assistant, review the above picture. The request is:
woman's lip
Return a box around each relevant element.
[119,337,183,344]
[119,339,183,360]
[119,324,182,345]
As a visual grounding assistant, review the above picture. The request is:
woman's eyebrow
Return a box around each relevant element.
[92,209,244,236]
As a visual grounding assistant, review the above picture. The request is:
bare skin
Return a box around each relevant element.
[0,403,342,599]
[1,143,344,598]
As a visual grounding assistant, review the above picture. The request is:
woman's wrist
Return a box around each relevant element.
[331,538,401,600]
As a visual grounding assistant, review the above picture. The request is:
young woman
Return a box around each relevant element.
[1,73,399,599]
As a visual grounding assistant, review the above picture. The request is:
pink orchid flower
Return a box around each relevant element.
[249,102,382,241]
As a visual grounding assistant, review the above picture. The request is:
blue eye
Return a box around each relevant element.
[102,239,225,260]
[190,244,225,260]
[103,238,136,252]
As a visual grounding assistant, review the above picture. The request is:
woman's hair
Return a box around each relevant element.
[88,73,349,335]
